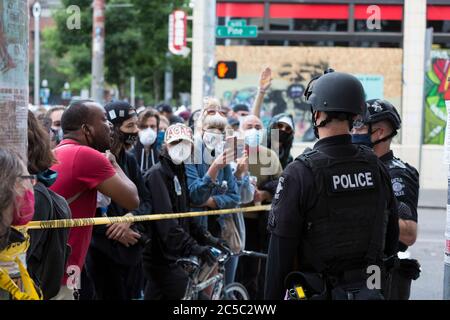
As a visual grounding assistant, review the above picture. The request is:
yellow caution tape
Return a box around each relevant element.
[25,205,271,230]
[0,227,42,300]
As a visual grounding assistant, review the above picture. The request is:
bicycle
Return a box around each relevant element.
[176,247,267,300]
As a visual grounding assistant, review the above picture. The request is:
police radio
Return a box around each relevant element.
[284,272,327,300]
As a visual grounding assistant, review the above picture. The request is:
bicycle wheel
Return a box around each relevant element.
[222,283,249,300]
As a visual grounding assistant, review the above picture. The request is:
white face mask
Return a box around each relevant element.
[168,140,192,164]
[244,128,263,148]
[203,131,224,150]
[138,128,157,147]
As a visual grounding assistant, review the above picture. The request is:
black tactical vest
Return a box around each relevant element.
[297,145,389,276]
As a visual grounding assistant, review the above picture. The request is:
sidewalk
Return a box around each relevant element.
[419,189,447,209]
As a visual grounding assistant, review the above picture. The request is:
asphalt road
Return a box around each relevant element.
[409,207,447,300]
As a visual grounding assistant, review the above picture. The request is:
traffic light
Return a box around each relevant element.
[216,61,237,79]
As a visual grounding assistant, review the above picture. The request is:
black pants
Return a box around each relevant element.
[144,264,189,300]
[236,215,269,300]
[84,246,143,300]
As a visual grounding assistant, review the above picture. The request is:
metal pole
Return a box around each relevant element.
[130,76,135,106]
[91,0,105,103]
[164,52,173,103]
[33,2,41,106]
[191,0,216,110]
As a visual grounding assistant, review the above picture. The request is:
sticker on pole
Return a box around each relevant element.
[168,10,190,56]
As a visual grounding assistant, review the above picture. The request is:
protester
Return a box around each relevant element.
[46,106,65,146]
[157,103,183,125]
[0,148,41,300]
[186,97,240,284]
[0,148,19,253]
[84,101,151,300]
[236,115,283,299]
[26,111,71,300]
[142,123,225,299]
[266,113,295,169]
[49,100,139,299]
[131,107,160,173]
[157,115,170,151]
[188,109,201,132]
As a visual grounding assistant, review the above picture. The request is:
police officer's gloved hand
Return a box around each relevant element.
[190,245,217,266]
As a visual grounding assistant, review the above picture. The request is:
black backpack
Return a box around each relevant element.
[27,182,71,299]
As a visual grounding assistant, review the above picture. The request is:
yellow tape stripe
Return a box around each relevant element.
[24,205,271,230]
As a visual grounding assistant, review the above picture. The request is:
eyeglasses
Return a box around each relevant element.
[204,108,227,117]
[19,175,37,186]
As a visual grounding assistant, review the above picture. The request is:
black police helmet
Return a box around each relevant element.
[364,99,401,131]
[307,72,366,115]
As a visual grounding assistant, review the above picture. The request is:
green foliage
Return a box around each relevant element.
[37,0,191,104]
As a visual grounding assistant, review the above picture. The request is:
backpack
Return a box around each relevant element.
[27,183,71,299]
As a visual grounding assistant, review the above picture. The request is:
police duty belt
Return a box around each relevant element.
[24,205,271,230]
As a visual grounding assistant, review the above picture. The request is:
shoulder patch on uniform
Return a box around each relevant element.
[391,177,405,197]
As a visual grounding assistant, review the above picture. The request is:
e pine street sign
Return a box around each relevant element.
[216,19,258,38]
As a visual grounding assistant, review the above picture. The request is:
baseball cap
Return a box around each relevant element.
[165,123,193,144]
[157,103,173,114]
[104,100,137,126]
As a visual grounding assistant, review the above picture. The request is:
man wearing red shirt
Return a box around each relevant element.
[50,100,139,299]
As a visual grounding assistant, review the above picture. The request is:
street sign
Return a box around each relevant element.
[216,61,237,79]
[216,19,258,38]
[169,10,190,56]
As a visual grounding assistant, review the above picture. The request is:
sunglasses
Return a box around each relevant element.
[204,108,227,117]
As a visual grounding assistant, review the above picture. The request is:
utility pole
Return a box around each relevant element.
[191,0,216,110]
[130,76,135,106]
[33,1,41,106]
[164,52,173,104]
[0,0,29,160]
[91,0,105,103]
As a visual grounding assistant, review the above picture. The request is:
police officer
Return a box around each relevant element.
[264,71,399,300]
[352,99,420,300]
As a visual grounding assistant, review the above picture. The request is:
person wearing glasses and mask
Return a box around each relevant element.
[0,148,41,300]
[185,97,240,283]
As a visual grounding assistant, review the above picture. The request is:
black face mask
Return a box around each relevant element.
[119,131,138,146]
[279,130,292,145]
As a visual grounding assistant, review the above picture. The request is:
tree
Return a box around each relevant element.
[43,0,192,105]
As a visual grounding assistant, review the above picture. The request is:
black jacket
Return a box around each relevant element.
[90,149,152,265]
[142,150,208,268]
[131,141,160,175]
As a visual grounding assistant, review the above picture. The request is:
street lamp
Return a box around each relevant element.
[33,1,41,106]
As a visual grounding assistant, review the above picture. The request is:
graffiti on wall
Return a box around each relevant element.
[424,51,450,145]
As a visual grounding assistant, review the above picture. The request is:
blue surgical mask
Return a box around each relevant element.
[244,128,263,148]
[351,134,373,148]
